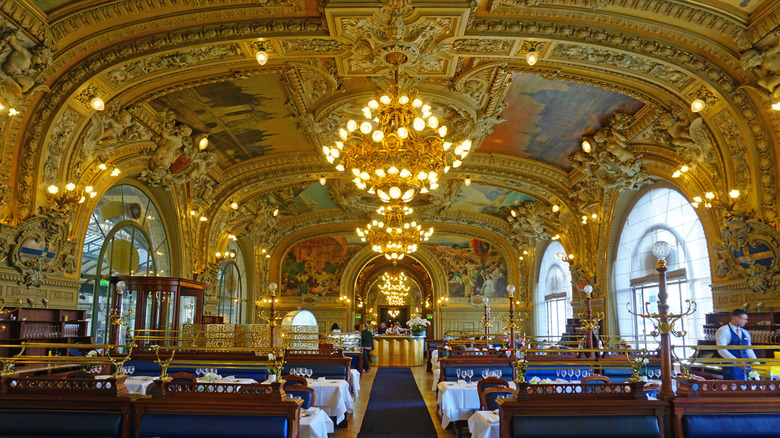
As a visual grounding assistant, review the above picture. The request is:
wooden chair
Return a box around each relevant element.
[481,386,516,410]
[581,374,611,384]
[284,384,315,409]
[168,372,197,383]
[281,374,307,388]
[477,377,509,397]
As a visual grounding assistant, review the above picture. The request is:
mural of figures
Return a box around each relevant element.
[281,236,357,297]
[425,235,507,298]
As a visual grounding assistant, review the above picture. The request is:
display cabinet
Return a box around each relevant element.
[109,277,207,346]
[0,308,90,357]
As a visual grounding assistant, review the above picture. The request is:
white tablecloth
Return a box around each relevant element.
[431,350,439,369]
[310,378,353,424]
[350,369,361,398]
[300,408,334,438]
[437,380,515,429]
[468,411,499,438]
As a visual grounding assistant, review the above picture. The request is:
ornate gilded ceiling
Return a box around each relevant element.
[0,0,778,297]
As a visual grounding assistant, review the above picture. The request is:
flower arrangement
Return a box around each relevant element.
[528,377,553,384]
[406,316,431,332]
[634,357,649,375]
[202,372,222,382]
[748,370,761,381]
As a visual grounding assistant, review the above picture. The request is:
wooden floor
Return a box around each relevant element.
[332,366,454,438]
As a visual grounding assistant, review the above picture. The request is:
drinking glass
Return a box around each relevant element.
[456,369,462,382]
[575,369,582,380]
[128,366,135,377]
[496,369,502,379]
[482,369,489,379]
[555,369,561,378]
[467,369,474,384]
[307,368,313,379]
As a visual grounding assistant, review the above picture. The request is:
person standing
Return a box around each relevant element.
[360,323,373,373]
[716,308,757,380]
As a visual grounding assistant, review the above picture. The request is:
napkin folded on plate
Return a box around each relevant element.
[317,377,326,381]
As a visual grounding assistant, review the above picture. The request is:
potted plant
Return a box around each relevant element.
[406,316,431,337]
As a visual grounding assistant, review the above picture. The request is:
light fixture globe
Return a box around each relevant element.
[356,204,434,260]
[651,241,671,261]
[326,82,472,203]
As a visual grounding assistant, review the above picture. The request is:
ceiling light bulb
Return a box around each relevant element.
[8,108,18,116]
[510,210,517,217]
[412,99,422,108]
[772,101,780,111]
[230,201,239,210]
[464,177,471,186]
[582,139,592,153]
[65,183,76,191]
[672,170,681,178]
[397,127,409,139]
[389,186,402,199]
[372,130,384,142]
[526,51,538,66]
[320,177,327,185]
[347,120,357,131]
[336,164,345,171]
[255,50,269,65]
[591,213,597,219]
[198,136,209,150]
[427,116,439,128]
[90,97,105,111]
[413,117,425,131]
[368,100,379,109]
[399,168,411,178]
[690,99,706,113]
[552,204,559,212]
[729,189,740,199]
[273,208,279,216]
[360,122,372,134]
[438,126,447,137]
[452,160,462,167]
[47,185,58,194]
[339,128,348,140]
[680,165,689,172]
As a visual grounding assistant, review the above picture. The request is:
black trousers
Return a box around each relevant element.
[362,347,371,371]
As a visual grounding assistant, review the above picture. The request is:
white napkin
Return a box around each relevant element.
[307,407,320,414]
[222,376,236,382]
[317,377,326,381]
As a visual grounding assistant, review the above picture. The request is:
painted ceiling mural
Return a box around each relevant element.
[449,182,536,218]
[253,182,339,216]
[480,73,645,170]
[281,236,360,297]
[149,74,311,167]
[424,234,507,299]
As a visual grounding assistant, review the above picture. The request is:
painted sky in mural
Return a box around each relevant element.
[281,236,360,297]
[450,183,535,218]
[425,235,507,298]
[480,73,644,170]
[149,74,312,167]
[253,182,339,216]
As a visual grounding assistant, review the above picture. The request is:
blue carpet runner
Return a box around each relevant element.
[357,367,438,438]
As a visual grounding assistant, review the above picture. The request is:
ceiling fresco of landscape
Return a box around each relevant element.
[253,182,339,216]
[150,74,311,167]
[479,73,645,170]
[449,183,535,218]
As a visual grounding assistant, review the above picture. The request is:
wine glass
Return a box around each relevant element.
[482,369,489,379]
[128,366,135,378]
[467,369,474,384]
[555,369,561,379]
[456,369,462,382]
[307,368,313,379]
[496,369,502,379]
[575,369,582,380]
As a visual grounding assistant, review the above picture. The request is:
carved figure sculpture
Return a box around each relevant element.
[150,124,192,172]
[741,36,780,103]
[0,27,51,108]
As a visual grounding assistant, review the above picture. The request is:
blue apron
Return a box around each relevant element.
[722,326,749,380]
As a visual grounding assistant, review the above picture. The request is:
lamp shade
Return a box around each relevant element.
[506,284,516,294]
[651,241,671,261]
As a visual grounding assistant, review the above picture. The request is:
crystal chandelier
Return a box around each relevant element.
[356,204,433,260]
[380,271,409,306]
[323,58,473,203]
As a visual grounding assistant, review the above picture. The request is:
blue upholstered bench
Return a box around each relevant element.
[138,413,287,438]
[124,361,268,381]
[282,363,348,380]
[681,414,780,438]
[511,415,660,438]
[0,410,125,437]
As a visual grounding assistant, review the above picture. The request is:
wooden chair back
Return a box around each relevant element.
[281,374,307,388]
[581,374,611,384]
[284,384,315,409]
[481,386,515,410]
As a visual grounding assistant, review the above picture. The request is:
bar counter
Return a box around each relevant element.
[373,335,425,367]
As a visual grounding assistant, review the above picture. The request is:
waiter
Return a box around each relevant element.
[716,308,757,380]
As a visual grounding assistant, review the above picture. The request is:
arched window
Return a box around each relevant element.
[78,184,170,343]
[216,241,247,324]
[614,187,712,353]
[536,241,572,340]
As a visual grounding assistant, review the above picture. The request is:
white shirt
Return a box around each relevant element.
[715,323,757,360]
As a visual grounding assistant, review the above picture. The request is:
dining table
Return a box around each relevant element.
[350,368,361,398]
[468,410,500,438]
[437,379,516,429]
[299,407,334,438]
[308,378,354,424]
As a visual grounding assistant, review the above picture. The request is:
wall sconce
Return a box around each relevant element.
[215,250,236,261]
[551,234,560,240]
[319,175,327,185]
[556,252,574,263]
[464,176,471,186]
[97,162,121,176]
[338,296,351,304]
[256,50,269,65]
[190,210,208,221]
[691,189,740,209]
[552,204,560,213]
[525,50,538,66]
[229,200,239,210]
[581,213,599,225]
[672,164,690,178]
[90,97,105,111]
[46,182,97,209]
[195,134,209,150]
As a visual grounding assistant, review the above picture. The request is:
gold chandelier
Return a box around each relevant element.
[380,271,409,306]
[356,204,433,260]
[323,60,472,204]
